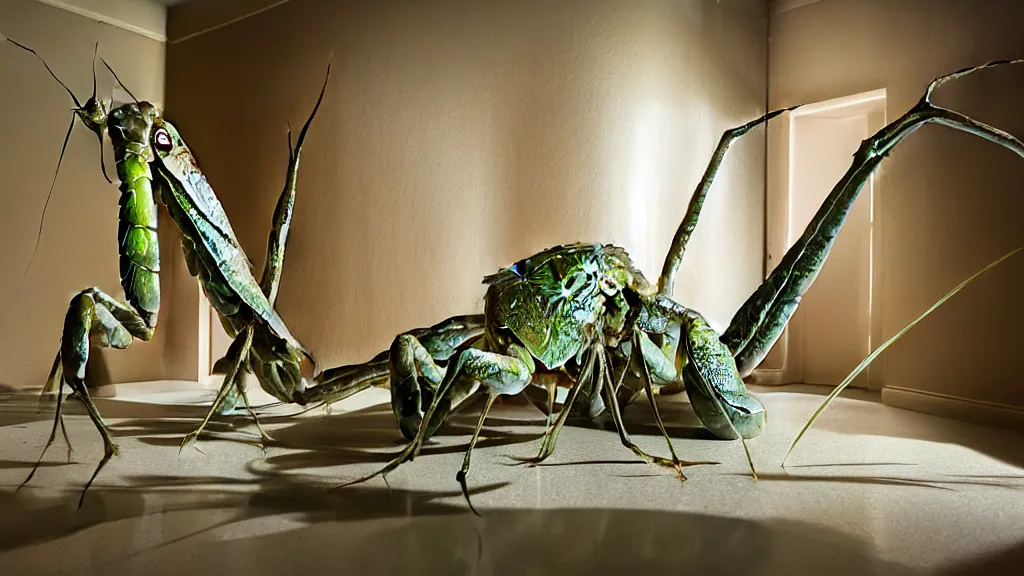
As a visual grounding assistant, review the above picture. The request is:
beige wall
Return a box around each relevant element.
[165,0,770,370]
[769,0,1024,410]
[7,0,1021,424]
[0,0,200,390]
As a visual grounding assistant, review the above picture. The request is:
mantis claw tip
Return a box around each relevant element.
[457,471,483,516]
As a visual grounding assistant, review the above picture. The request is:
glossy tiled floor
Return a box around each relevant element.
[1,383,1022,575]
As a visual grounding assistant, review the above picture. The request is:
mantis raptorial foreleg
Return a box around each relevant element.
[183,68,330,448]
[20,288,156,508]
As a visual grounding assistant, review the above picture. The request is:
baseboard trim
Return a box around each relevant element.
[881,386,1024,431]
[83,380,205,398]
[90,384,119,398]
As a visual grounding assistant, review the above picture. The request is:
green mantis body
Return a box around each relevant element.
[5,39,371,506]
[331,58,1024,513]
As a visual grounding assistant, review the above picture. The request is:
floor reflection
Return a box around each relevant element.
[0,477,917,576]
[1,384,1023,575]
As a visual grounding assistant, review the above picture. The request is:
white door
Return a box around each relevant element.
[787,94,884,387]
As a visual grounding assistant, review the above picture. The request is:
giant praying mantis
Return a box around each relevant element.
[3,36,396,507]
[319,58,1024,513]
[6,35,1023,512]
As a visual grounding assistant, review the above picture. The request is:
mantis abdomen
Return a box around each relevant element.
[108,104,161,329]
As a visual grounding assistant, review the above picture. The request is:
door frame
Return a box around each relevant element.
[754,88,887,389]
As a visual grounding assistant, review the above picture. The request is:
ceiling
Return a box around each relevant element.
[34,0,171,41]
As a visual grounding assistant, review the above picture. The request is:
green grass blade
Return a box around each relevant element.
[781,246,1024,467]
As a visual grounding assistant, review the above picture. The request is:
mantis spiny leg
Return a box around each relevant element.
[517,372,564,428]
[658,106,801,297]
[36,352,73,456]
[387,333,451,441]
[188,65,330,443]
[508,345,597,466]
[18,355,70,490]
[634,333,707,474]
[292,315,486,415]
[721,59,1024,377]
[180,326,255,453]
[302,359,391,406]
[457,392,499,516]
[599,343,717,478]
[337,342,533,489]
[33,287,155,507]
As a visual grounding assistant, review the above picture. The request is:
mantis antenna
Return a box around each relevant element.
[5,38,108,275]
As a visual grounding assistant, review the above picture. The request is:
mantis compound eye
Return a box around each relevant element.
[153,128,173,152]
[599,276,620,296]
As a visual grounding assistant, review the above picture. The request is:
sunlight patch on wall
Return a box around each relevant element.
[628,100,668,280]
